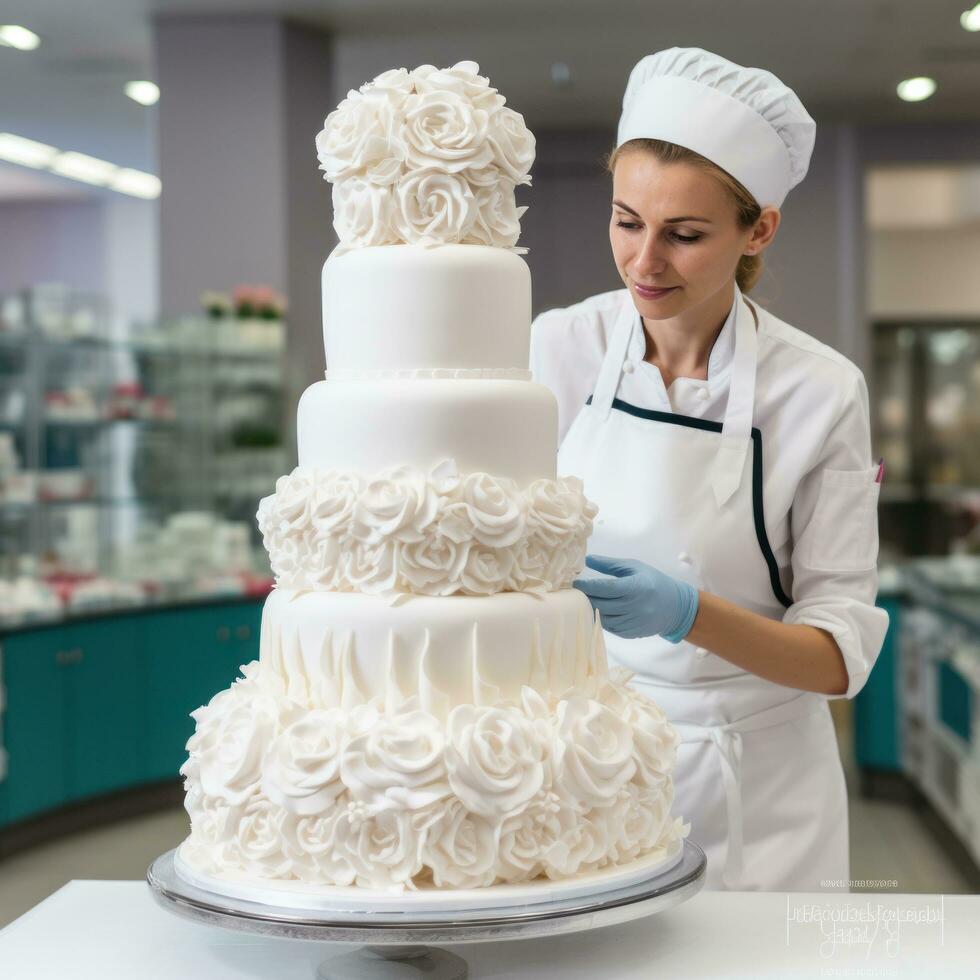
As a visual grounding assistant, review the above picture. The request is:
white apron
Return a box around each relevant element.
[557,288,849,891]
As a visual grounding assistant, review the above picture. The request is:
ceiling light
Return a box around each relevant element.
[961,4,980,31]
[125,80,160,107]
[110,168,161,199]
[50,151,118,186]
[551,62,571,87]
[896,77,937,102]
[0,25,40,50]
[0,131,160,198]
[0,133,57,168]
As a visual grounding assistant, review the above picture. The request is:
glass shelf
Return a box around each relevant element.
[0,285,288,594]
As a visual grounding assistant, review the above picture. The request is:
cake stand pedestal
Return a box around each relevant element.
[147,841,706,979]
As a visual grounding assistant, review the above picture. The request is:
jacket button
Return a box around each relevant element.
[677,551,692,565]
[622,359,635,374]
[694,646,709,657]
[697,387,709,400]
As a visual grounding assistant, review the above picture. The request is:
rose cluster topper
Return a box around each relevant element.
[315,62,535,253]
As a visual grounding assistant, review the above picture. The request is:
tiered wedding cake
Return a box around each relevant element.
[177,62,688,893]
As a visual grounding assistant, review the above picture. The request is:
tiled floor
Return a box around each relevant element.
[0,702,974,930]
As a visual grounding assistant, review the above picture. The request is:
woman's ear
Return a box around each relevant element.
[745,206,781,255]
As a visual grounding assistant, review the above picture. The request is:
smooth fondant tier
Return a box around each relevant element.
[297,379,557,484]
[258,588,605,717]
[256,464,595,597]
[322,245,530,373]
[179,654,687,889]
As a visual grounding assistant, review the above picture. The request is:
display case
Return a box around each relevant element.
[896,558,980,871]
[0,284,286,622]
[873,319,980,556]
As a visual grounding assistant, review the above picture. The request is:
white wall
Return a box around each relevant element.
[869,226,980,319]
[0,197,157,326]
[0,200,106,294]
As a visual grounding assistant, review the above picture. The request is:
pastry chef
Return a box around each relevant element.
[530,47,889,891]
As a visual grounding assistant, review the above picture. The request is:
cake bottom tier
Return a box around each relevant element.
[179,659,688,890]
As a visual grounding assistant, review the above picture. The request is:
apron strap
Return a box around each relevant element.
[590,286,759,507]
[711,288,759,509]
[672,692,823,890]
[590,295,637,420]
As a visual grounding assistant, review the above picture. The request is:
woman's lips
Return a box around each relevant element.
[633,283,678,300]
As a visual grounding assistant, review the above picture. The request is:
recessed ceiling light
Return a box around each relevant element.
[961,4,980,31]
[551,62,571,87]
[896,77,937,102]
[125,80,160,107]
[0,25,41,50]
[0,133,58,168]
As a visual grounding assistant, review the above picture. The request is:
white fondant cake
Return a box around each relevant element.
[178,61,688,894]
[323,244,530,373]
[296,380,557,483]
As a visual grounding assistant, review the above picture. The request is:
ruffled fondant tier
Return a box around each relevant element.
[258,588,606,719]
[179,659,688,890]
[257,461,596,598]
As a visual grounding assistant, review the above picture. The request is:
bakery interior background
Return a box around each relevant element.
[0,0,979,921]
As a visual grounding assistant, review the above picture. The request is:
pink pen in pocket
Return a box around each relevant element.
[874,457,885,484]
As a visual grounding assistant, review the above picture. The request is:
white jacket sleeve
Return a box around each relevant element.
[782,370,890,700]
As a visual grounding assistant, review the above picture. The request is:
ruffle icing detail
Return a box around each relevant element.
[259,592,609,722]
[257,461,597,598]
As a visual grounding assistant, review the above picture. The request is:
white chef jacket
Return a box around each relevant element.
[530,288,889,700]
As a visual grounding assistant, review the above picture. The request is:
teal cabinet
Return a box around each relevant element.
[144,604,262,781]
[2,629,71,823]
[937,659,972,745]
[0,598,264,829]
[66,619,150,800]
[854,598,902,771]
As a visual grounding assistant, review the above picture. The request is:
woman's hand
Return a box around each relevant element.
[572,554,700,641]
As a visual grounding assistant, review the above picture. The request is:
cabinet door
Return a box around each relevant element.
[66,618,150,800]
[232,604,262,663]
[1,630,70,823]
[144,604,262,781]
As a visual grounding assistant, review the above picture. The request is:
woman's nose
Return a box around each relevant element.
[632,233,668,276]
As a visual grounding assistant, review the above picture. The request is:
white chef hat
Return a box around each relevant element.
[617,47,816,208]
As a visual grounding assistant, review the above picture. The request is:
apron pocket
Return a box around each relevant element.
[801,466,880,572]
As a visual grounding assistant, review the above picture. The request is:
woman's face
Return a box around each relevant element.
[610,150,779,320]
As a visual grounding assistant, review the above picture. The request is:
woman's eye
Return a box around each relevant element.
[614,220,701,244]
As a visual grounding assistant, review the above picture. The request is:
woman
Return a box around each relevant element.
[530,47,889,891]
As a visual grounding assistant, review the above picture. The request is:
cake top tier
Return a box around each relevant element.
[316,62,535,254]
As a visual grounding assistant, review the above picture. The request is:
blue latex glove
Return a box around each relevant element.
[573,554,699,642]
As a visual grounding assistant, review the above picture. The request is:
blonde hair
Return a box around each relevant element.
[606,139,764,293]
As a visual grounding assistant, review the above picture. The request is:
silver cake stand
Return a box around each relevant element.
[147,841,706,979]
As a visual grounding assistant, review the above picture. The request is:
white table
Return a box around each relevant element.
[0,881,975,978]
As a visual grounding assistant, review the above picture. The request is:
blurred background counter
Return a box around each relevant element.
[0,594,263,857]
[0,284,280,856]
